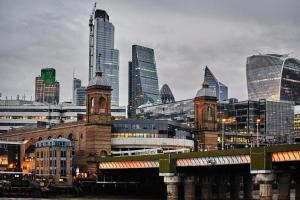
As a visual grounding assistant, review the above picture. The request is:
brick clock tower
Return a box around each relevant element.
[194,82,218,151]
[85,70,112,159]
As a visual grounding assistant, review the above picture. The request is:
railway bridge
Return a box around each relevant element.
[92,144,300,200]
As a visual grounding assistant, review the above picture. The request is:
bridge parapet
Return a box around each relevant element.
[93,144,300,174]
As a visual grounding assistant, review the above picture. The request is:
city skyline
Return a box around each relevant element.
[0,0,300,106]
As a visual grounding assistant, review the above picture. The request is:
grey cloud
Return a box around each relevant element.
[0,0,299,105]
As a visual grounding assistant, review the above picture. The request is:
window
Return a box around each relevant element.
[99,97,106,112]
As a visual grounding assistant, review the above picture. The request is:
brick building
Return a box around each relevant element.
[194,82,218,151]
[0,70,112,176]
[35,138,73,186]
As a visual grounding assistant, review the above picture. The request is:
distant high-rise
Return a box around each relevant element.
[73,78,81,103]
[128,45,160,117]
[35,68,59,104]
[89,5,119,106]
[247,54,300,105]
[74,87,86,106]
[160,84,175,104]
[203,66,228,101]
[73,78,85,106]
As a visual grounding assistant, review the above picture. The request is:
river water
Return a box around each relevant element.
[0,190,296,200]
[0,197,160,200]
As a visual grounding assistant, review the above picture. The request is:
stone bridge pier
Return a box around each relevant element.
[163,174,252,200]
[162,172,300,200]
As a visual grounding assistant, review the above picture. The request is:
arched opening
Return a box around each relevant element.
[100,150,108,157]
[38,137,43,141]
[90,97,95,113]
[68,133,74,141]
[207,105,214,121]
[57,135,62,138]
[99,97,106,113]
[48,136,52,140]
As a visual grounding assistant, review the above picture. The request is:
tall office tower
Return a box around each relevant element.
[160,84,175,104]
[73,78,81,103]
[128,45,160,117]
[72,78,81,105]
[74,87,86,106]
[203,66,228,101]
[247,54,300,105]
[89,5,119,106]
[35,68,59,104]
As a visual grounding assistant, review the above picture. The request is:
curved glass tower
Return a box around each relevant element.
[160,84,175,104]
[246,54,300,105]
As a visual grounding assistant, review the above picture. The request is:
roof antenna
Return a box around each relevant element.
[91,2,96,18]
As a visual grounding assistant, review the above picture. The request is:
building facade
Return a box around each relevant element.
[35,138,73,186]
[295,105,300,141]
[137,97,294,146]
[111,119,194,153]
[204,66,228,101]
[73,78,82,103]
[74,87,86,106]
[89,8,119,106]
[0,100,126,133]
[247,54,300,105]
[128,45,160,117]
[35,68,60,105]
[136,99,194,127]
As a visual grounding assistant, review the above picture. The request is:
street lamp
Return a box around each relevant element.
[221,119,225,150]
[256,118,261,147]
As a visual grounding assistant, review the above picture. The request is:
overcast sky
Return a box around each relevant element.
[0,0,300,105]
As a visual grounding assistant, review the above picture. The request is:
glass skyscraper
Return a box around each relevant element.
[203,66,228,101]
[160,84,175,104]
[89,8,119,106]
[128,45,160,117]
[247,54,300,105]
[73,78,81,103]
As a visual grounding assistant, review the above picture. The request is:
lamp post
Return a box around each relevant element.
[221,119,225,150]
[256,118,261,147]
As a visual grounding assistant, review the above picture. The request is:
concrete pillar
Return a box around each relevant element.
[256,173,275,200]
[164,176,180,200]
[295,174,300,200]
[243,174,253,200]
[184,176,196,200]
[230,175,241,200]
[277,173,291,200]
[216,176,228,200]
[200,176,213,200]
